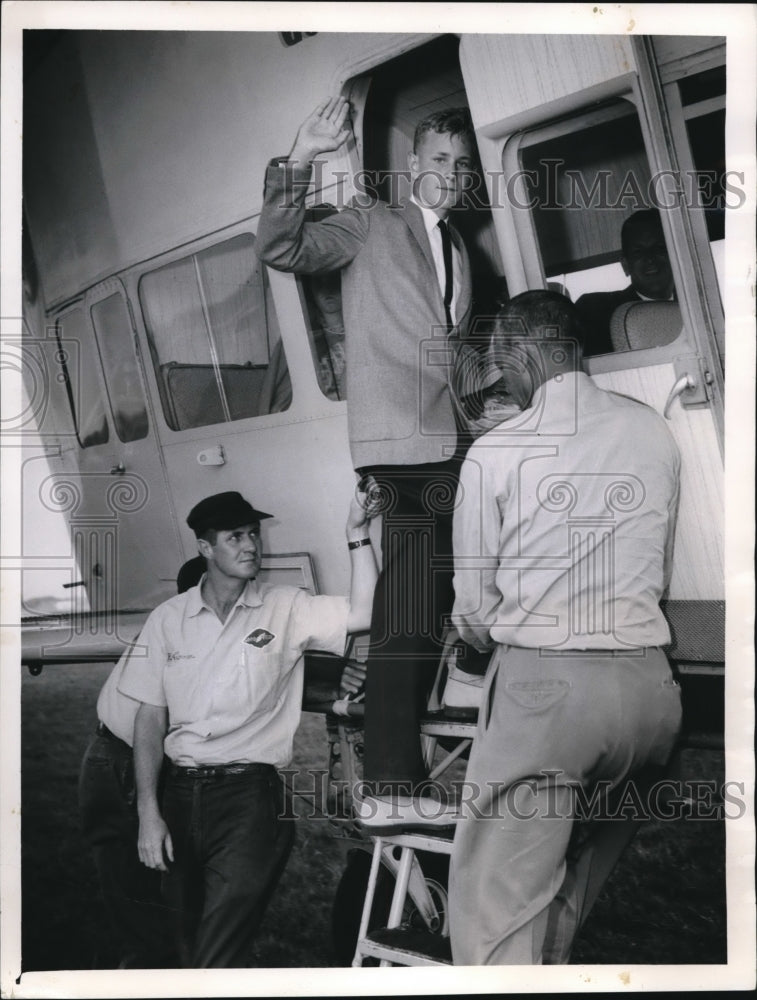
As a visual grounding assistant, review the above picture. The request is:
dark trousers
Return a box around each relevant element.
[78,728,176,968]
[162,764,294,968]
[362,458,461,793]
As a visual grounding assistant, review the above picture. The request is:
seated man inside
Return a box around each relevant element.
[575,208,674,357]
[118,486,378,968]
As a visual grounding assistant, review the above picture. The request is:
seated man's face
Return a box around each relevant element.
[408,131,475,213]
[621,224,674,300]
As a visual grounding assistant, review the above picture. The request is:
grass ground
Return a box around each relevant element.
[19,662,726,971]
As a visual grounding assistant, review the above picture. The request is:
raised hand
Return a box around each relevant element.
[289,96,351,164]
[347,475,382,535]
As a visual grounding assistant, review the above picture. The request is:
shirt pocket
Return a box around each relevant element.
[216,648,283,719]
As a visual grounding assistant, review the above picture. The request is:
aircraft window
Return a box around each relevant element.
[55,307,109,448]
[90,293,149,442]
[513,104,683,359]
[678,65,726,106]
[139,233,290,430]
[685,107,725,298]
[679,68,725,296]
[299,271,346,401]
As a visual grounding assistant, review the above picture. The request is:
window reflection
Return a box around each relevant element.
[91,293,149,442]
[56,308,109,448]
[139,233,290,430]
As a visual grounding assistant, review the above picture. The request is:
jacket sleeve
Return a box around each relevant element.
[255,160,369,274]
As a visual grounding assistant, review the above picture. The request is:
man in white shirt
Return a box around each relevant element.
[449,290,683,964]
[119,488,377,967]
[256,97,476,825]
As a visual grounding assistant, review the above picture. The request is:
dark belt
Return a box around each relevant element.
[505,646,652,656]
[96,721,130,749]
[169,761,276,779]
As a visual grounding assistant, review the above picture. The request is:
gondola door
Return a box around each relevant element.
[39,278,183,617]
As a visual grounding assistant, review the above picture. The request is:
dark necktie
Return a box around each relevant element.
[438,219,453,329]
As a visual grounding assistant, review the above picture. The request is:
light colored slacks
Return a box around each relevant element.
[449,644,682,965]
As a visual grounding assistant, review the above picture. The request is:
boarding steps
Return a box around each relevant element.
[348,609,725,968]
[351,707,478,968]
[351,829,456,967]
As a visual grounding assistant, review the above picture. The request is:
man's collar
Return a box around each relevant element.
[236,578,265,609]
[484,370,589,436]
[184,578,207,618]
[527,369,589,413]
[185,575,264,617]
[410,194,447,234]
[635,289,675,302]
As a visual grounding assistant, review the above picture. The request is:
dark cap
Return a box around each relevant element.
[186,491,272,536]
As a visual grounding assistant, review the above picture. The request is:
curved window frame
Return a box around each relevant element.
[502,98,694,374]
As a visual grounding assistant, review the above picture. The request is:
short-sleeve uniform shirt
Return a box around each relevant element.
[96,656,141,746]
[118,579,348,768]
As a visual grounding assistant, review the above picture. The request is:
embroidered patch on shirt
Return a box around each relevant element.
[244,628,276,648]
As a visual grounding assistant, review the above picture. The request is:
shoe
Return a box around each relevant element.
[353,793,460,832]
[442,663,485,710]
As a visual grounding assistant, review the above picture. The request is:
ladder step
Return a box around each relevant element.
[363,926,453,965]
[370,830,455,852]
[424,706,479,723]
[420,714,477,738]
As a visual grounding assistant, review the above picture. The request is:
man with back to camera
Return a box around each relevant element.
[256,96,477,827]
[575,208,675,356]
[449,290,682,964]
[117,487,378,967]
